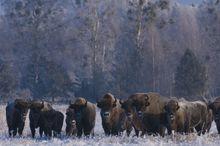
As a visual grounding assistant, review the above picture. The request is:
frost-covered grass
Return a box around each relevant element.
[0,104,220,146]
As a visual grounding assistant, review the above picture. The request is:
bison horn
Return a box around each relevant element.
[145,94,149,100]
[113,97,117,107]
[119,99,124,105]
[84,100,87,107]
[114,97,117,103]
[175,101,180,110]
[145,98,150,107]
[15,99,29,108]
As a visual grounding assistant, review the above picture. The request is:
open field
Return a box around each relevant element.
[0,104,220,146]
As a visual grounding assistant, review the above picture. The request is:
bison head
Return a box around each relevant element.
[29,100,45,128]
[30,100,44,111]
[120,99,134,120]
[97,93,117,120]
[69,97,87,122]
[14,99,30,122]
[65,108,77,136]
[131,94,150,118]
[209,99,220,133]
[164,99,179,122]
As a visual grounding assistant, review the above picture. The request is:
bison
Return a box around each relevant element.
[130,92,169,136]
[6,99,30,137]
[97,93,132,136]
[69,97,96,137]
[208,97,220,133]
[164,99,209,135]
[40,109,64,137]
[29,100,53,138]
[65,108,77,136]
[120,98,143,136]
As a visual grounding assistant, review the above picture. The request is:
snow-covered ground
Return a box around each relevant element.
[0,104,220,146]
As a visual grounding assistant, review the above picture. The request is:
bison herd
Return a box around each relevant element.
[5,92,220,138]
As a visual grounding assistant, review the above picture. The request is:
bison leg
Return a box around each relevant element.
[134,129,139,137]
[18,123,25,136]
[30,124,36,138]
[140,129,146,137]
[195,123,205,135]
[53,131,57,137]
[217,124,220,134]
[83,128,92,137]
[104,128,110,136]
[126,128,132,137]
[12,128,17,137]
[77,127,83,138]
[39,126,44,137]
[8,127,13,137]
[159,127,165,137]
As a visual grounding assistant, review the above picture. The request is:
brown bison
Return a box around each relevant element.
[69,97,96,137]
[120,98,143,136]
[6,99,30,137]
[97,93,132,136]
[164,99,209,135]
[65,108,77,136]
[208,97,220,133]
[29,100,53,138]
[130,92,169,136]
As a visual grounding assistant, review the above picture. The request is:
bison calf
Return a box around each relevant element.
[120,98,143,137]
[40,109,64,137]
[65,108,77,136]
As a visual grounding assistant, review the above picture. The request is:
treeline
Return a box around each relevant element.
[0,0,219,102]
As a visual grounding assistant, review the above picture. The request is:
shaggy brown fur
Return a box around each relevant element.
[97,93,132,136]
[69,97,96,137]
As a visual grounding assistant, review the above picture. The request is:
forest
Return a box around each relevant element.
[0,0,219,102]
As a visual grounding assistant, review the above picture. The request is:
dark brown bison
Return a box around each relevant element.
[120,98,143,136]
[65,108,77,136]
[29,100,53,138]
[69,97,96,137]
[130,92,169,136]
[164,99,209,135]
[208,97,220,133]
[97,93,132,136]
[6,99,30,137]
[40,109,64,137]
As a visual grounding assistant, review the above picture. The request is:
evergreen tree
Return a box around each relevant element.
[0,59,18,100]
[174,49,208,98]
[21,54,77,100]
